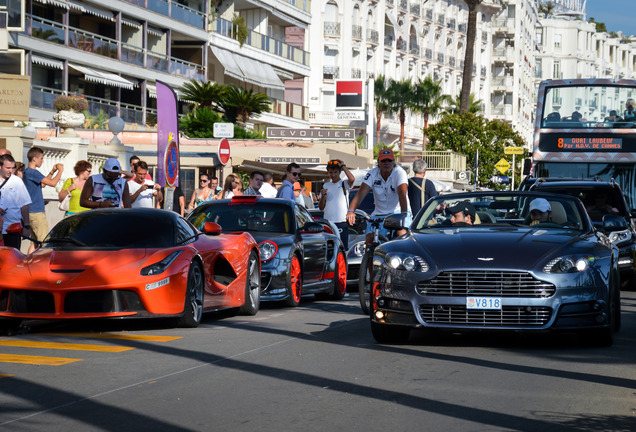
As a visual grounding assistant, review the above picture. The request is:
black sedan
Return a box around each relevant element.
[368,191,622,346]
[189,196,347,306]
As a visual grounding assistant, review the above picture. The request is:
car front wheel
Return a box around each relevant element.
[178,261,204,328]
[285,255,302,307]
[239,250,261,316]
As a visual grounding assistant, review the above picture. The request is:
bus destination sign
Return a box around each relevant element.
[538,133,635,152]
[558,137,622,150]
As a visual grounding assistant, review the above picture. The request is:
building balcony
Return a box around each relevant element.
[212,17,310,67]
[323,66,340,80]
[270,98,308,122]
[493,18,515,36]
[398,151,466,172]
[324,21,341,37]
[409,45,420,57]
[352,25,362,40]
[410,3,420,16]
[397,38,407,52]
[351,68,362,79]
[447,19,456,31]
[367,29,379,45]
[123,0,205,29]
[398,0,408,13]
[386,0,395,8]
[425,9,433,21]
[436,14,445,27]
[492,47,514,65]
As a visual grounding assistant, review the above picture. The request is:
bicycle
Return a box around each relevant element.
[357,212,392,315]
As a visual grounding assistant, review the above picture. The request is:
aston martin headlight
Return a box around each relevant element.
[608,229,632,245]
[385,252,429,272]
[141,250,183,276]
[258,241,278,262]
[351,241,366,257]
[543,255,595,274]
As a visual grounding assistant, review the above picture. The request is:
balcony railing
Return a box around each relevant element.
[384,35,394,47]
[399,0,408,12]
[31,85,64,111]
[436,15,445,26]
[449,57,455,67]
[123,0,205,29]
[398,151,466,172]
[425,9,433,20]
[397,38,407,52]
[352,25,362,40]
[411,4,420,16]
[68,27,118,59]
[324,21,340,37]
[352,68,361,79]
[213,17,310,67]
[409,45,420,56]
[437,53,445,64]
[270,98,308,121]
[425,48,432,60]
[367,29,379,44]
[323,66,340,80]
[447,19,456,30]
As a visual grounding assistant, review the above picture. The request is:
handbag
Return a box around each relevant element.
[58,179,72,212]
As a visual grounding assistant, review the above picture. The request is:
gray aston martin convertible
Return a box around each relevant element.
[368,191,623,346]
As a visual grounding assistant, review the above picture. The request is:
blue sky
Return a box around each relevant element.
[585,1,636,35]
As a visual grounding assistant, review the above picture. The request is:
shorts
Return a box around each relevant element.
[365,212,413,238]
[30,212,49,242]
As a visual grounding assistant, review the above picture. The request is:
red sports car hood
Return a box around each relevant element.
[20,248,150,287]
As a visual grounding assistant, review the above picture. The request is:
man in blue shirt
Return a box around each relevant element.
[276,162,301,201]
[24,147,63,253]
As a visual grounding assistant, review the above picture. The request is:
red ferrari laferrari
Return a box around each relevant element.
[0,208,261,327]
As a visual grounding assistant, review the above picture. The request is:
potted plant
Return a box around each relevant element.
[53,94,88,137]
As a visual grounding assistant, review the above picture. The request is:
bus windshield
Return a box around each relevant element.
[533,79,636,209]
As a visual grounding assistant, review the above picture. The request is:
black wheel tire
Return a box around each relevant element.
[284,255,302,307]
[0,319,22,336]
[177,261,204,328]
[371,321,411,344]
[330,250,347,300]
[358,251,371,315]
[239,250,260,316]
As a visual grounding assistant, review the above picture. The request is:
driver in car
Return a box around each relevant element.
[529,198,551,226]
[447,201,475,226]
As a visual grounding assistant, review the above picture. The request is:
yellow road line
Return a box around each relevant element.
[41,333,182,342]
[0,354,81,366]
[0,341,133,352]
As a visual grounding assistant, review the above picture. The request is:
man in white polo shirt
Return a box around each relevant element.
[128,160,162,208]
[346,149,411,242]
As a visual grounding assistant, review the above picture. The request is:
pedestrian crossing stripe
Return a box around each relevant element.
[0,341,134,352]
[41,333,182,342]
[0,354,81,366]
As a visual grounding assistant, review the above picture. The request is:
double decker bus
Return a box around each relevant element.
[532,78,636,209]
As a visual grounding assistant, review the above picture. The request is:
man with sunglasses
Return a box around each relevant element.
[346,149,411,242]
[80,158,132,209]
[319,159,355,249]
[276,162,301,201]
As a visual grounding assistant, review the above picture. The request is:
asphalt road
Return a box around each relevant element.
[0,291,635,432]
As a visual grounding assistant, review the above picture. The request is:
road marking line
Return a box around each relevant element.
[0,354,81,366]
[40,333,182,342]
[0,341,133,352]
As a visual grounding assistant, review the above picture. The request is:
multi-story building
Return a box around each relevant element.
[6,0,310,131]
[489,0,538,146]
[306,0,499,150]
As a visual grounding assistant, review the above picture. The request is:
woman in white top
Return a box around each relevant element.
[216,174,241,200]
[318,159,355,249]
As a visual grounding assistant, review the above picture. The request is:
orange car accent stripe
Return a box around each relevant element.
[0,354,81,366]
[0,341,133,352]
[41,333,182,342]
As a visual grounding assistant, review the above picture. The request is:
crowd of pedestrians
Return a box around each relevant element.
[1,147,435,253]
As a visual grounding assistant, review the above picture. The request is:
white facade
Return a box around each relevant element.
[306,0,499,150]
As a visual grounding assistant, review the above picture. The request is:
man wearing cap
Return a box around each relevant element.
[346,148,411,242]
[528,198,551,226]
[276,162,301,201]
[80,158,132,209]
[447,200,476,226]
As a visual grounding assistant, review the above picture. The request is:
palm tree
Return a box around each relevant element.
[219,84,271,127]
[385,78,414,153]
[443,91,482,115]
[373,75,391,147]
[460,0,482,113]
[538,1,556,18]
[411,77,449,151]
[179,80,226,110]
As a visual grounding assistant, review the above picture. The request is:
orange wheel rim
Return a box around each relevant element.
[336,252,347,295]
[290,256,301,302]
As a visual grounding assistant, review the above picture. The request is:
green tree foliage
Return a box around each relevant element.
[219,85,271,126]
[179,107,225,138]
[411,77,449,151]
[231,14,249,47]
[385,78,413,152]
[538,1,556,17]
[589,18,607,33]
[179,80,225,110]
[83,109,109,129]
[443,91,482,115]
[426,112,525,189]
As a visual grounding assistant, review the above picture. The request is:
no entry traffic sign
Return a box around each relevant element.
[218,138,230,165]
[164,139,179,186]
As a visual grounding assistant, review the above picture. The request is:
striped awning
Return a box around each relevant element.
[68,1,115,21]
[31,54,64,70]
[69,64,136,90]
[34,0,70,9]
[121,18,142,29]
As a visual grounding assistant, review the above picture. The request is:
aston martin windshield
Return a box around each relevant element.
[412,193,588,231]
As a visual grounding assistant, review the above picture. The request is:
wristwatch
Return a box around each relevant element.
[23,224,31,229]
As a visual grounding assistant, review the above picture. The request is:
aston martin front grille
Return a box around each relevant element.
[419,305,552,326]
[417,271,555,298]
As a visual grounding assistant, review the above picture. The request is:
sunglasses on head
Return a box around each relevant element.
[327,160,340,166]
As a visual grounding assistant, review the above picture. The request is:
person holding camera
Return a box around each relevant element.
[128,160,162,208]
[319,159,354,249]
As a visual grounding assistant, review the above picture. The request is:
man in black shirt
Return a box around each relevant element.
[407,159,438,216]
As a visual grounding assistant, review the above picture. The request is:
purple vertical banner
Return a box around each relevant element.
[156,81,180,187]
